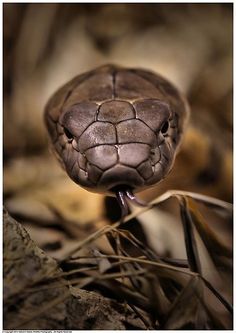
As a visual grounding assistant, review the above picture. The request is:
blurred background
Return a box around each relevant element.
[3,3,232,263]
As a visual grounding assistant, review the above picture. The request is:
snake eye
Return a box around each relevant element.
[161,121,169,134]
[64,127,74,141]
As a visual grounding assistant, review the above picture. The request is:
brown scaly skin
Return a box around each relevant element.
[44,64,189,205]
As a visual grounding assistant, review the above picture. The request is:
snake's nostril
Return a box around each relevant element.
[150,147,161,165]
[78,153,87,171]
[87,163,103,184]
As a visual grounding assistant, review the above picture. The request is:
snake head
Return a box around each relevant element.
[45,65,189,197]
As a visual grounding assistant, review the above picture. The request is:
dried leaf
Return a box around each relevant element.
[187,197,232,258]
[163,276,202,329]
[92,249,112,273]
[144,272,171,325]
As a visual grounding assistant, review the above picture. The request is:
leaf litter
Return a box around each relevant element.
[14,190,233,329]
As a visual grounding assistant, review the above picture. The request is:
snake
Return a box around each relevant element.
[44,64,189,215]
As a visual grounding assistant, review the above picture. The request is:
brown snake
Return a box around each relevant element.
[44,64,189,215]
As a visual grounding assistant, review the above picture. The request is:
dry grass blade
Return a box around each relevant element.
[109,228,190,306]
[193,278,230,329]
[24,263,148,297]
[70,254,197,277]
[61,224,119,260]
[114,228,159,260]
[24,267,98,293]
[144,273,171,326]
[61,190,232,264]
[161,257,188,268]
[151,190,233,212]
[178,196,202,273]
[201,276,233,314]
[128,303,152,329]
[106,230,147,292]
[74,253,232,314]
[88,277,151,312]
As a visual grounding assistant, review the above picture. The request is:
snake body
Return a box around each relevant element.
[45,64,189,202]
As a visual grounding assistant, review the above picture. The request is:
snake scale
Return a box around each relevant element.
[44,64,189,212]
